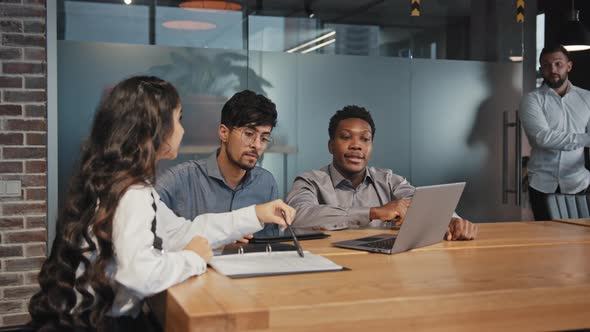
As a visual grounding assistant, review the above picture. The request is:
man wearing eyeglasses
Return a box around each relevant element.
[156,90,280,238]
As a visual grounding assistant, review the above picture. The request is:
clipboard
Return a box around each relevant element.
[250,229,330,244]
[220,242,297,255]
[209,249,347,279]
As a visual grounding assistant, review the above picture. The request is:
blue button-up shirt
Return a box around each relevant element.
[156,151,279,236]
[520,82,590,193]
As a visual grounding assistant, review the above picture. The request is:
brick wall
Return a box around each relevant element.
[0,1,47,327]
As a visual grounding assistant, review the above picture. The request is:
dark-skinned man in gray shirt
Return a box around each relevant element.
[286,105,478,241]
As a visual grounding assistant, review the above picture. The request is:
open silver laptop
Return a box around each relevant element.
[332,182,465,254]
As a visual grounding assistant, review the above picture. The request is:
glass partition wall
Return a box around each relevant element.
[56,0,528,225]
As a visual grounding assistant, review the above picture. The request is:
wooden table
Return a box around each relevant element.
[152,222,590,331]
[554,218,590,227]
[302,221,590,256]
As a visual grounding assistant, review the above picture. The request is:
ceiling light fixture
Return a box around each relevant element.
[162,20,217,30]
[286,31,336,53]
[562,0,590,51]
[179,1,242,11]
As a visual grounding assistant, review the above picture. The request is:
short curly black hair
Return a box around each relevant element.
[328,105,375,140]
[221,90,277,128]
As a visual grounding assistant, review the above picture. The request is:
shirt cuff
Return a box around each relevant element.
[351,207,372,226]
[321,207,370,229]
[579,133,590,147]
[234,205,264,234]
[181,250,207,276]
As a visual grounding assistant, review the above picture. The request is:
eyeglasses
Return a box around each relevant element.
[234,127,273,147]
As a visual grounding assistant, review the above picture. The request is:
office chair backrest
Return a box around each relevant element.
[545,194,590,220]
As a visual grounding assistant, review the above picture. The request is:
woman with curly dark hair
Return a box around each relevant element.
[28,76,295,331]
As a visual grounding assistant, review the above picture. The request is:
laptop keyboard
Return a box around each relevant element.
[360,238,396,249]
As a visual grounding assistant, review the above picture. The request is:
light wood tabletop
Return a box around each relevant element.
[160,242,590,331]
[553,218,590,227]
[151,222,590,331]
[299,221,590,256]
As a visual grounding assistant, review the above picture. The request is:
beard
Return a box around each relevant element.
[544,74,567,89]
[226,149,257,171]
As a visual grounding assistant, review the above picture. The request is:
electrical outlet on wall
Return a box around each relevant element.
[0,180,21,197]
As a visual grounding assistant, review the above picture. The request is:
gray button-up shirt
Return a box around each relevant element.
[520,82,590,193]
[286,164,415,230]
[156,151,279,236]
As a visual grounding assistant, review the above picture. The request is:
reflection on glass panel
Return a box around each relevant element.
[494,0,524,63]
[294,54,411,178]
[536,13,545,87]
[156,5,244,49]
[57,41,251,203]
[246,51,299,196]
[60,0,524,61]
[249,0,523,61]
[55,0,527,216]
[62,1,149,44]
[326,24,379,56]
[248,50,411,195]
[60,0,245,50]
[249,16,378,56]
[249,16,333,54]
[410,59,523,221]
[248,15,290,52]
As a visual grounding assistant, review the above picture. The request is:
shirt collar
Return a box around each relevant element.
[206,149,253,187]
[328,163,373,188]
[206,150,224,181]
[541,80,573,97]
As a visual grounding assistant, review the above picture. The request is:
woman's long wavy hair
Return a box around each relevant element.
[29,76,180,331]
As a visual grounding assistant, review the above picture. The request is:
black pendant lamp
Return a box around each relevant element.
[562,0,590,51]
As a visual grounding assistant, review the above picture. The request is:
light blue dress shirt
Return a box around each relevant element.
[155,151,279,236]
[520,82,590,193]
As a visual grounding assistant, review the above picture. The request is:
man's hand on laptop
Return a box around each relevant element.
[444,217,478,241]
[369,199,411,225]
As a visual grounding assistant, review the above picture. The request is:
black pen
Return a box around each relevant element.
[281,210,304,258]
